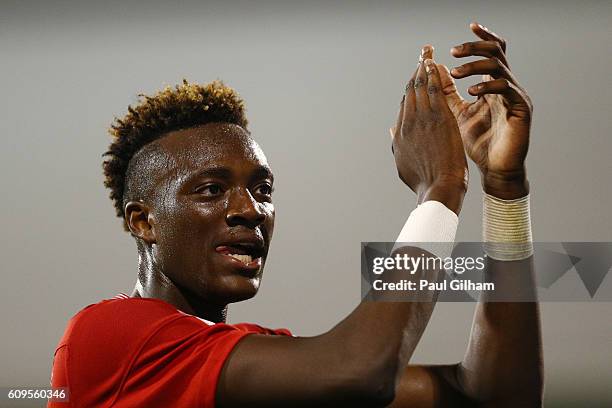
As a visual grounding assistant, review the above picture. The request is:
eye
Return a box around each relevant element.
[196,184,224,197]
[254,183,273,196]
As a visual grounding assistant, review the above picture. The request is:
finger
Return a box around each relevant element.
[404,45,432,116]
[394,95,405,135]
[450,40,508,66]
[467,78,530,107]
[414,54,430,110]
[404,69,417,118]
[414,44,434,110]
[419,44,434,62]
[391,95,405,154]
[470,22,507,52]
[423,59,448,112]
[451,58,517,83]
[437,64,464,116]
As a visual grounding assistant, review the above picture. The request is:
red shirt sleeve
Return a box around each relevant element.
[48,296,291,408]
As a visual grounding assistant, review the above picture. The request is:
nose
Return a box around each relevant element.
[225,187,266,228]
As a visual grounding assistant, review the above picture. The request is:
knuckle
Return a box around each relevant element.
[434,111,450,124]
[490,57,504,73]
[494,41,504,54]
[414,77,426,88]
[414,116,429,128]
[406,79,415,91]
[525,94,534,111]
[422,111,443,125]
[427,85,439,95]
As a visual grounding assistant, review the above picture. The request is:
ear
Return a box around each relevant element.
[124,201,157,244]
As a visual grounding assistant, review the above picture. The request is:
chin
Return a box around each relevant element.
[211,274,261,304]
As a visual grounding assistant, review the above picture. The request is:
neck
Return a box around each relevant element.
[130,247,228,323]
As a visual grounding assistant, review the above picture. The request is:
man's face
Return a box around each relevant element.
[146,122,275,304]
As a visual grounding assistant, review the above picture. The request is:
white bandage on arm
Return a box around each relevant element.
[393,200,458,259]
[483,193,533,261]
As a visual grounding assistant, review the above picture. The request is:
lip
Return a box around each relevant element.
[215,236,265,277]
[216,236,265,249]
[215,248,263,277]
[215,236,265,258]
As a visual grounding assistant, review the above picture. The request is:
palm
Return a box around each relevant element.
[438,61,532,179]
[453,87,530,175]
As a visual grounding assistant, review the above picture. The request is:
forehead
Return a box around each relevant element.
[156,123,269,177]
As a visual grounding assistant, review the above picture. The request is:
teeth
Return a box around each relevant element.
[229,254,253,263]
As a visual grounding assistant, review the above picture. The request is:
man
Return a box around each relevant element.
[49,22,543,407]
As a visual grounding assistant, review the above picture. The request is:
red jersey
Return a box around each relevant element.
[48,293,291,407]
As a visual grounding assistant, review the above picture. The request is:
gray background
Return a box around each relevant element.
[1,0,611,406]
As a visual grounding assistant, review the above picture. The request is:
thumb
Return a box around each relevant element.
[437,64,464,115]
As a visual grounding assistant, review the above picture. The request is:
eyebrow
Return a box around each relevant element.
[190,165,274,184]
[193,167,233,180]
[251,166,274,184]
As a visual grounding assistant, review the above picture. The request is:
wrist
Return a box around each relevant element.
[482,170,529,200]
[483,193,533,260]
[418,180,466,216]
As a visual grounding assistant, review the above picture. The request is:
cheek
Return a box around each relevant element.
[153,200,224,270]
[263,203,275,238]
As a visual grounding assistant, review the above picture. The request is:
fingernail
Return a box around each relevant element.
[452,45,463,52]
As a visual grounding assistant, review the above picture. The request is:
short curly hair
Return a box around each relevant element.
[103,79,248,230]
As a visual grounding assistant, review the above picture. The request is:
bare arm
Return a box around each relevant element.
[216,47,469,408]
[390,22,543,407]
[389,261,542,408]
[458,258,543,407]
[218,289,440,407]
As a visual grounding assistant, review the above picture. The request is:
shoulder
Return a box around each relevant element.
[56,295,187,348]
[56,295,291,355]
[50,294,292,407]
[232,322,293,337]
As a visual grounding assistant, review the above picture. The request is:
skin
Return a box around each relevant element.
[441,22,532,200]
[121,22,542,407]
[126,123,275,323]
[390,24,543,407]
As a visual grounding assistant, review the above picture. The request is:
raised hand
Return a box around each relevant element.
[391,45,468,215]
[439,22,532,199]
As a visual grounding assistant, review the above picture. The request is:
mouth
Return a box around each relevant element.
[215,242,265,273]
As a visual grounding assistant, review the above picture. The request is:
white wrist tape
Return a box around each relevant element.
[483,193,533,261]
[393,200,458,259]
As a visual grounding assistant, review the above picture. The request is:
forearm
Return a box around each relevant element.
[219,197,459,407]
[330,247,442,379]
[458,179,543,406]
[329,291,438,394]
[459,258,543,406]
